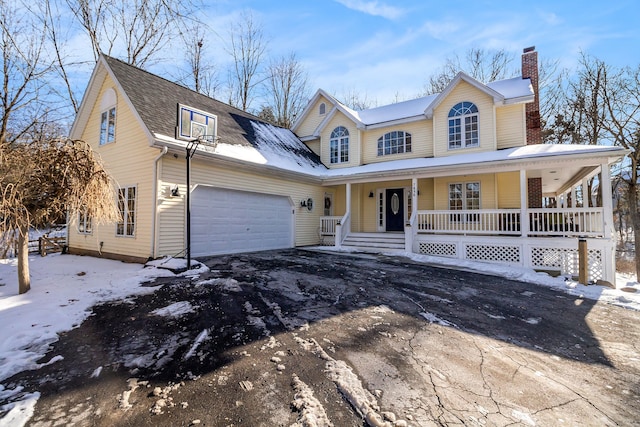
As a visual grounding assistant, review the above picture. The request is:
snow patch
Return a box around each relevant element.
[0,391,40,427]
[290,374,334,427]
[420,312,457,328]
[151,301,196,318]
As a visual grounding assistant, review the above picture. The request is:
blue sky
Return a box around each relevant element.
[199,0,639,104]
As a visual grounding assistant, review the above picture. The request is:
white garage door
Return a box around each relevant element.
[191,186,294,257]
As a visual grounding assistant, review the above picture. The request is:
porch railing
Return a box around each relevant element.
[416,209,521,235]
[319,216,342,236]
[528,208,604,237]
[415,208,605,237]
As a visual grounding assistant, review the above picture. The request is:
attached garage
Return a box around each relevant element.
[191,186,294,257]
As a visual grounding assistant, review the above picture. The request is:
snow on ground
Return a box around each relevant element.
[0,253,206,427]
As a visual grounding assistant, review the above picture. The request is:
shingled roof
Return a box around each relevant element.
[102,56,324,171]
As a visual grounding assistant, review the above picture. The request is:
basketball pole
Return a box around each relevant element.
[185,136,202,270]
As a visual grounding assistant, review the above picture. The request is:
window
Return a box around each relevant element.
[448,102,479,149]
[116,186,136,237]
[319,103,326,115]
[449,182,480,222]
[178,105,217,140]
[77,210,92,234]
[377,131,412,156]
[99,107,116,145]
[330,126,349,164]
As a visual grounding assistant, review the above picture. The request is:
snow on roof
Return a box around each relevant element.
[486,77,533,100]
[354,95,438,125]
[336,76,533,126]
[321,144,626,179]
[193,121,327,175]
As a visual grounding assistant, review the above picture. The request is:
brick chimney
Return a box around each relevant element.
[522,46,542,145]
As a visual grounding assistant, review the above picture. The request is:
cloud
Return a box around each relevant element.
[334,0,404,20]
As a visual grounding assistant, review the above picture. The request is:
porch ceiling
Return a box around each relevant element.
[529,165,599,195]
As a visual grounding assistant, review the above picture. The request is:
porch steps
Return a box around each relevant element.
[341,232,405,252]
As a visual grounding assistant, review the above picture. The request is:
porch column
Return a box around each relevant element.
[411,178,418,219]
[571,186,577,208]
[600,163,614,239]
[582,177,590,207]
[600,162,616,285]
[520,169,529,236]
[346,182,352,215]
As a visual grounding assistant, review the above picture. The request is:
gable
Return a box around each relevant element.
[295,94,333,138]
[432,81,497,157]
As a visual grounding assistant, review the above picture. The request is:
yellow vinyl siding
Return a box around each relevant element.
[496,104,526,149]
[433,174,497,210]
[157,156,327,256]
[296,95,331,138]
[305,139,321,157]
[361,120,434,164]
[321,113,360,168]
[433,81,496,157]
[496,172,521,208]
[68,74,158,259]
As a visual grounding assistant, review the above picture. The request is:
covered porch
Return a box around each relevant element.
[318,147,622,284]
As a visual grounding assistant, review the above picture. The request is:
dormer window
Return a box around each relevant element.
[377,131,411,156]
[319,103,326,115]
[178,104,217,140]
[448,102,479,149]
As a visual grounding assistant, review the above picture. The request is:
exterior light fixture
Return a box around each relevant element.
[369,191,374,198]
[171,185,180,197]
[300,198,313,210]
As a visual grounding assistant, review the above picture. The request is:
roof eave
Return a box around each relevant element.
[152,135,323,185]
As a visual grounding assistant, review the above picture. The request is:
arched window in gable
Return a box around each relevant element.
[448,101,479,149]
[319,102,326,115]
[330,126,349,164]
[377,131,412,156]
[99,88,117,145]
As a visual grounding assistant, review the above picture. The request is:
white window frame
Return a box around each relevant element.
[330,126,349,164]
[99,107,116,145]
[448,102,479,150]
[77,210,92,234]
[116,186,137,237]
[448,181,480,222]
[178,104,217,140]
[377,131,412,156]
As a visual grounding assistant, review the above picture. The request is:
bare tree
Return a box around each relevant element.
[423,48,516,95]
[0,1,57,146]
[0,138,119,294]
[264,53,310,128]
[545,53,609,146]
[601,64,640,278]
[336,88,377,111]
[226,10,268,112]
[64,0,199,67]
[175,28,220,98]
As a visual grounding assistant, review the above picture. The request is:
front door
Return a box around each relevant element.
[385,188,404,231]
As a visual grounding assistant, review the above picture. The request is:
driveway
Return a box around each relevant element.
[3,249,639,426]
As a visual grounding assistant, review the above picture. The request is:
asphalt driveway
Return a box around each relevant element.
[4,249,640,426]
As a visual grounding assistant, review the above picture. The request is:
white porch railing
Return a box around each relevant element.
[319,216,342,236]
[415,208,605,238]
[528,208,604,237]
[416,209,522,235]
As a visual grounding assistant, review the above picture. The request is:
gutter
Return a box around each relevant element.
[151,146,168,258]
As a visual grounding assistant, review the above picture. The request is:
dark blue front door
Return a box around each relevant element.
[385,189,404,231]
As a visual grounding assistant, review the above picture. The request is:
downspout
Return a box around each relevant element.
[151,146,168,259]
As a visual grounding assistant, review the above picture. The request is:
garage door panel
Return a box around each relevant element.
[191,186,293,257]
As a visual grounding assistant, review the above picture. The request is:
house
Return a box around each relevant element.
[68,47,627,284]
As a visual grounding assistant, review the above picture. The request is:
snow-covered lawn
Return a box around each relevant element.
[0,251,638,426]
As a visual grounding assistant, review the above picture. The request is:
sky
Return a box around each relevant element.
[191,0,639,105]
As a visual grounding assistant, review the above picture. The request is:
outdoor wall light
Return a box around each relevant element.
[170,185,180,197]
[300,198,313,211]
[369,191,374,198]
